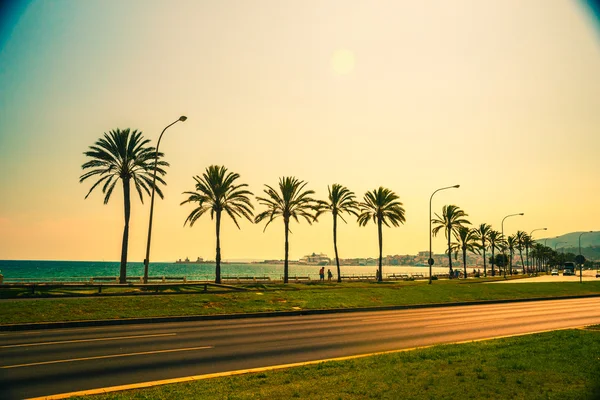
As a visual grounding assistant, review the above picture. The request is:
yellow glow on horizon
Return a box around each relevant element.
[330,49,355,75]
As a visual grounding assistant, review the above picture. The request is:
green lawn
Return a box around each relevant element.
[1,280,599,325]
[72,328,600,400]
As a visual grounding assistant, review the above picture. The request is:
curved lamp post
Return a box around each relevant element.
[143,116,187,284]
[528,228,547,273]
[501,213,524,277]
[578,231,593,282]
[428,184,460,284]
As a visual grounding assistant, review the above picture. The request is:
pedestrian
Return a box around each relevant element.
[327,269,333,281]
[319,267,325,281]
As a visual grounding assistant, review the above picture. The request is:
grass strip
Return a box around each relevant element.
[72,328,600,400]
[1,280,599,325]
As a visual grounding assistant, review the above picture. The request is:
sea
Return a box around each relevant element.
[0,260,451,283]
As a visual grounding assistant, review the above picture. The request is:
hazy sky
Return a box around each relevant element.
[1,0,599,262]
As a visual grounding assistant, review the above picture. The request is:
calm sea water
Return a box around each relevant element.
[0,260,451,282]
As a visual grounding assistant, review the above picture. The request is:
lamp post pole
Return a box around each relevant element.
[143,116,187,284]
[578,231,593,283]
[501,213,524,278]
[528,228,547,273]
[428,184,460,284]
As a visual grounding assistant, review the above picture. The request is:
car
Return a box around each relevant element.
[596,270,600,278]
[563,269,575,276]
[551,269,559,276]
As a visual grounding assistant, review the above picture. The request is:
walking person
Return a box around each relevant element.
[327,268,333,281]
[319,267,325,281]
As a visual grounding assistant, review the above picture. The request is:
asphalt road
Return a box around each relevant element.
[1,297,599,399]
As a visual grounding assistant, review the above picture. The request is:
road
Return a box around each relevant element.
[1,297,599,399]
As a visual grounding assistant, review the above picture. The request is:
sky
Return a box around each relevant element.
[1,0,599,262]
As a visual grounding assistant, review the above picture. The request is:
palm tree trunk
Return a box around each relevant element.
[491,246,495,276]
[377,217,383,282]
[215,211,221,284]
[463,248,468,278]
[333,213,341,283]
[525,246,530,274]
[284,218,289,284]
[119,179,131,284]
[482,239,487,277]
[482,247,487,277]
[447,226,453,277]
[519,248,525,273]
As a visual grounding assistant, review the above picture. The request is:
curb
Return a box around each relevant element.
[2,293,600,332]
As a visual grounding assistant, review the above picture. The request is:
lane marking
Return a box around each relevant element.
[25,324,592,400]
[424,317,509,328]
[0,333,176,348]
[2,346,213,369]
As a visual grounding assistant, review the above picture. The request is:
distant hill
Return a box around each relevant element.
[535,231,600,260]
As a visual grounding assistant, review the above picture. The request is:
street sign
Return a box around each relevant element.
[428,258,434,266]
[575,255,586,265]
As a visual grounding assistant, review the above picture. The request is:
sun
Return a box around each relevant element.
[330,49,355,75]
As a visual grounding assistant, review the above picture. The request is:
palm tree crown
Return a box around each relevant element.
[358,187,406,282]
[431,205,470,276]
[317,184,359,283]
[181,165,254,284]
[255,177,320,283]
[80,128,168,283]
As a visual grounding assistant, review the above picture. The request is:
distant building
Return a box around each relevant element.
[299,253,331,266]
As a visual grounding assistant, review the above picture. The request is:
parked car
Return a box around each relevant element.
[596,270,600,278]
[551,269,559,276]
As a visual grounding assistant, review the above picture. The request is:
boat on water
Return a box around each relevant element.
[175,257,204,264]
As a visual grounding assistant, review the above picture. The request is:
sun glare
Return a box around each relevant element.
[330,49,355,75]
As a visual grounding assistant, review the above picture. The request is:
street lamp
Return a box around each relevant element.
[528,228,547,273]
[143,116,187,284]
[428,184,460,284]
[501,213,524,277]
[578,231,593,283]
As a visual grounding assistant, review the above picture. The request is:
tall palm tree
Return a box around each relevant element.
[432,205,470,277]
[255,177,320,283]
[515,231,527,274]
[316,184,359,283]
[181,165,254,284]
[80,128,167,284]
[488,230,504,277]
[474,223,492,277]
[506,234,517,276]
[357,187,406,282]
[523,233,535,274]
[455,226,481,279]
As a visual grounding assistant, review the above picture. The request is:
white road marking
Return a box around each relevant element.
[2,345,213,369]
[0,333,176,348]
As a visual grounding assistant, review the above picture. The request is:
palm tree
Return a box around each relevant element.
[523,233,535,274]
[515,231,527,274]
[181,166,254,284]
[255,177,320,283]
[506,234,517,276]
[316,184,359,283]
[432,205,470,277]
[357,187,406,282]
[455,226,480,279]
[488,230,504,277]
[474,223,491,277]
[80,128,167,284]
